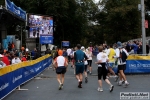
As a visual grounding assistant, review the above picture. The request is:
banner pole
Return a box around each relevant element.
[17,85,28,91]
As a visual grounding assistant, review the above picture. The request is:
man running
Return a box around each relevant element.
[74,44,88,88]
[116,41,129,87]
[106,44,118,80]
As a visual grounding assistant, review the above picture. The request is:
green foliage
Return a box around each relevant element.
[96,0,141,44]
[2,0,144,46]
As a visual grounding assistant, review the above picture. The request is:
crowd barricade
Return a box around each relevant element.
[113,55,150,74]
[0,54,52,100]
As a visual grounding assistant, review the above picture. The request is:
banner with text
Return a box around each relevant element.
[40,35,53,44]
[0,55,52,100]
[126,60,150,73]
[62,41,69,47]
[112,55,150,74]
[5,0,26,20]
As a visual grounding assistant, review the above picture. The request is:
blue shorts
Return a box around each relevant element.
[108,63,114,68]
[75,64,84,75]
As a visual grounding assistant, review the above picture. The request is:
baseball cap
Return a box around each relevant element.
[81,46,85,50]
[117,41,122,48]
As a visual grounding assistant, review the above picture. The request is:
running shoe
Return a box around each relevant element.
[90,72,92,75]
[122,81,125,84]
[59,84,62,90]
[61,84,63,89]
[114,76,119,82]
[97,87,103,92]
[110,85,114,92]
[78,81,82,88]
[124,82,129,87]
[87,70,89,74]
[85,77,88,83]
[117,81,123,86]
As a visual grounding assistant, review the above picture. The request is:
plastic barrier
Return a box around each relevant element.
[0,55,52,100]
[112,55,150,74]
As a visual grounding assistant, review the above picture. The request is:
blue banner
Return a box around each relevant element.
[0,56,52,100]
[112,60,150,74]
[126,60,150,73]
[62,41,69,47]
[5,0,26,20]
[40,35,53,44]
[5,0,13,11]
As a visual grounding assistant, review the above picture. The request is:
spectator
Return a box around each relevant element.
[137,42,142,54]
[128,46,134,55]
[11,54,21,64]
[126,41,131,52]
[25,48,31,60]
[32,48,40,60]
[132,41,138,54]
[2,51,10,66]
[0,54,6,68]
[21,56,27,62]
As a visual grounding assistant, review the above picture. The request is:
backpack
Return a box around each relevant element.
[120,51,127,62]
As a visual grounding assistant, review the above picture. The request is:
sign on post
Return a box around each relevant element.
[40,35,53,44]
[145,20,148,28]
[62,41,69,47]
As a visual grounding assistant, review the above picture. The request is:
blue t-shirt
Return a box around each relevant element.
[74,50,86,65]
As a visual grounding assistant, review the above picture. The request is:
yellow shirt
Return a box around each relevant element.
[108,48,116,63]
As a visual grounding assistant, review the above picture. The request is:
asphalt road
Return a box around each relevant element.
[3,57,150,100]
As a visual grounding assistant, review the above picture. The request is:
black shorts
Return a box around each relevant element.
[97,63,107,80]
[84,65,87,71]
[87,60,92,66]
[118,64,126,71]
[56,67,66,74]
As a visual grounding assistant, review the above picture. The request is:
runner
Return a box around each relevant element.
[70,48,75,68]
[86,47,93,75]
[81,46,88,83]
[74,44,88,88]
[95,46,114,92]
[115,41,129,87]
[67,48,72,63]
[53,50,68,90]
[106,44,118,80]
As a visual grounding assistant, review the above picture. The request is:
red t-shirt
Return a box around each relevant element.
[22,57,27,61]
[2,56,10,66]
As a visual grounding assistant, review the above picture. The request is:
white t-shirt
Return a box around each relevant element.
[12,58,21,64]
[97,52,108,67]
[67,48,72,56]
[55,56,66,67]
[0,61,6,68]
[87,51,92,60]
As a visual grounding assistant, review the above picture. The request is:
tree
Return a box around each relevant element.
[96,0,141,44]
